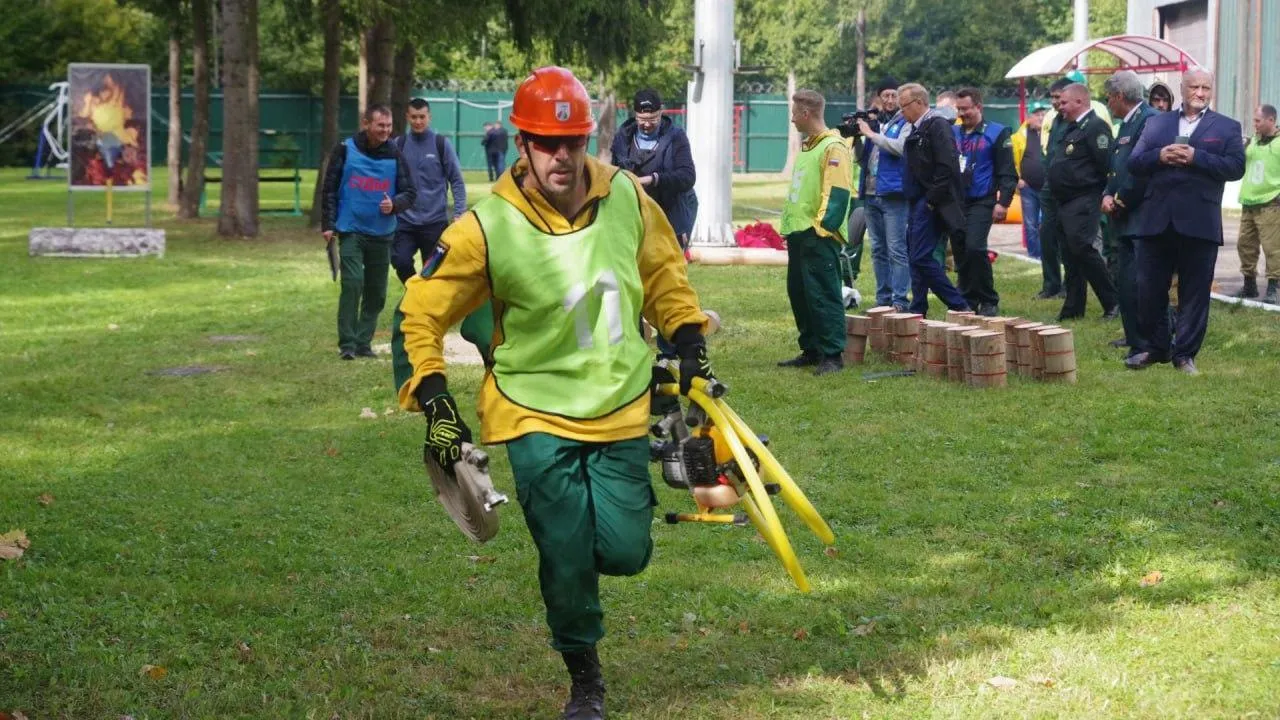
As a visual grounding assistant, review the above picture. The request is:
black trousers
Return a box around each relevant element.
[1135,230,1218,362]
[1052,193,1117,317]
[391,221,447,284]
[952,196,999,308]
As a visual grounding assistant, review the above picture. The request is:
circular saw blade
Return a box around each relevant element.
[424,442,507,543]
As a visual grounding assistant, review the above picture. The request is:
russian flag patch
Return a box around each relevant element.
[419,241,450,278]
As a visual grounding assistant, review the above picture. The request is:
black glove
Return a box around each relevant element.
[416,375,472,468]
[672,324,715,396]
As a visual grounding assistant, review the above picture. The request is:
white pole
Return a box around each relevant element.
[686,0,736,247]
[1073,0,1089,44]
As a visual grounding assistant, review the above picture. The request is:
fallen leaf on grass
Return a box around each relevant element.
[697,627,711,636]
[323,446,339,458]
[139,664,168,680]
[235,642,253,663]
[986,675,1018,690]
[427,646,442,654]
[853,621,876,636]
[244,350,258,357]
[823,546,839,558]
[0,611,9,620]
[737,621,750,635]
[383,407,395,416]
[359,407,378,419]
[1139,570,1164,587]
[107,323,120,331]
[466,555,496,564]
[0,530,31,561]
[1026,675,1056,687]
[37,493,54,507]
[792,628,809,641]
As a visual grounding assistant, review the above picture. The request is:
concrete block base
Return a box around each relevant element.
[29,227,165,258]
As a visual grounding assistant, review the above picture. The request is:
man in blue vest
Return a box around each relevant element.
[952,88,1017,316]
[321,104,417,360]
[392,98,467,285]
[856,78,911,311]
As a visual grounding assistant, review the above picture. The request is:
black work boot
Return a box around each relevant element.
[1264,279,1279,305]
[561,648,606,720]
[1236,276,1259,298]
[814,355,844,376]
[777,352,819,368]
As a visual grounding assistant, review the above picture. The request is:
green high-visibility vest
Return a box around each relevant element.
[1241,136,1280,206]
[780,132,849,241]
[474,170,651,419]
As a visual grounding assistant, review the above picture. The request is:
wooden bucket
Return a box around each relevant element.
[1029,324,1059,379]
[844,314,871,364]
[866,306,895,356]
[1039,328,1077,383]
[890,313,923,367]
[1000,317,1023,369]
[922,321,951,378]
[960,329,991,384]
[967,331,1008,388]
[1012,322,1046,377]
[945,325,973,382]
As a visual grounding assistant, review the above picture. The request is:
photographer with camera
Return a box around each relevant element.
[854,78,912,311]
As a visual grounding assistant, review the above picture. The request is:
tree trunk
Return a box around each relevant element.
[217,0,259,237]
[179,0,210,219]
[781,70,799,177]
[309,0,341,228]
[166,14,182,208]
[366,19,395,108]
[357,30,368,117]
[390,41,415,134]
[595,87,617,163]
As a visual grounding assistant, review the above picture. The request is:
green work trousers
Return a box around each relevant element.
[786,229,847,358]
[337,232,392,352]
[507,433,655,652]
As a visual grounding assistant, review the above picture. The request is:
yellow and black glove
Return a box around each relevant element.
[416,375,472,468]
[672,324,715,396]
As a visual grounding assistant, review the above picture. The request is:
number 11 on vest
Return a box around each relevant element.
[564,270,624,349]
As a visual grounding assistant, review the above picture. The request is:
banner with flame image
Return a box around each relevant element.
[68,64,151,190]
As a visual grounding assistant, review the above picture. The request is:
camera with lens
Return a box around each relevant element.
[838,109,880,139]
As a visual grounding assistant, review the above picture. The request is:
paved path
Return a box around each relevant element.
[987,214,1275,302]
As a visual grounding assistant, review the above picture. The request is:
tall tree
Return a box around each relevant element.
[390,40,415,131]
[166,6,183,208]
[309,0,342,227]
[365,18,395,107]
[217,0,260,237]
[180,0,211,219]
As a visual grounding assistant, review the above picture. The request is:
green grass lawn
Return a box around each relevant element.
[3,167,1280,719]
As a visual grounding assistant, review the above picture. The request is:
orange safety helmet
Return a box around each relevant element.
[509,66,596,136]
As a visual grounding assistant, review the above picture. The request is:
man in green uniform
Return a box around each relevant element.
[1102,70,1158,352]
[397,67,715,720]
[778,89,853,376]
[1045,83,1119,321]
[1237,104,1280,303]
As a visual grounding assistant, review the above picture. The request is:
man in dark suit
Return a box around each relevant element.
[1125,69,1246,375]
[1101,70,1158,354]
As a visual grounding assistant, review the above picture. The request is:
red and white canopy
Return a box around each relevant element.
[1005,34,1198,79]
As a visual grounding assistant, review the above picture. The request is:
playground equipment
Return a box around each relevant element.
[0,82,69,179]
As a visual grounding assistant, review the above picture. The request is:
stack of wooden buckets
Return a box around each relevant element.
[843,307,1077,386]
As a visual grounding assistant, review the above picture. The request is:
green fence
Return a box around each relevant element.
[1,85,1024,174]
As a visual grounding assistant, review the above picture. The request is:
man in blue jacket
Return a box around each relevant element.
[392,98,467,284]
[321,104,417,360]
[856,78,912,311]
[610,89,697,245]
[1125,69,1246,375]
[952,88,1017,316]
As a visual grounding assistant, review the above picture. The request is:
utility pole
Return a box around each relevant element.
[856,8,866,108]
